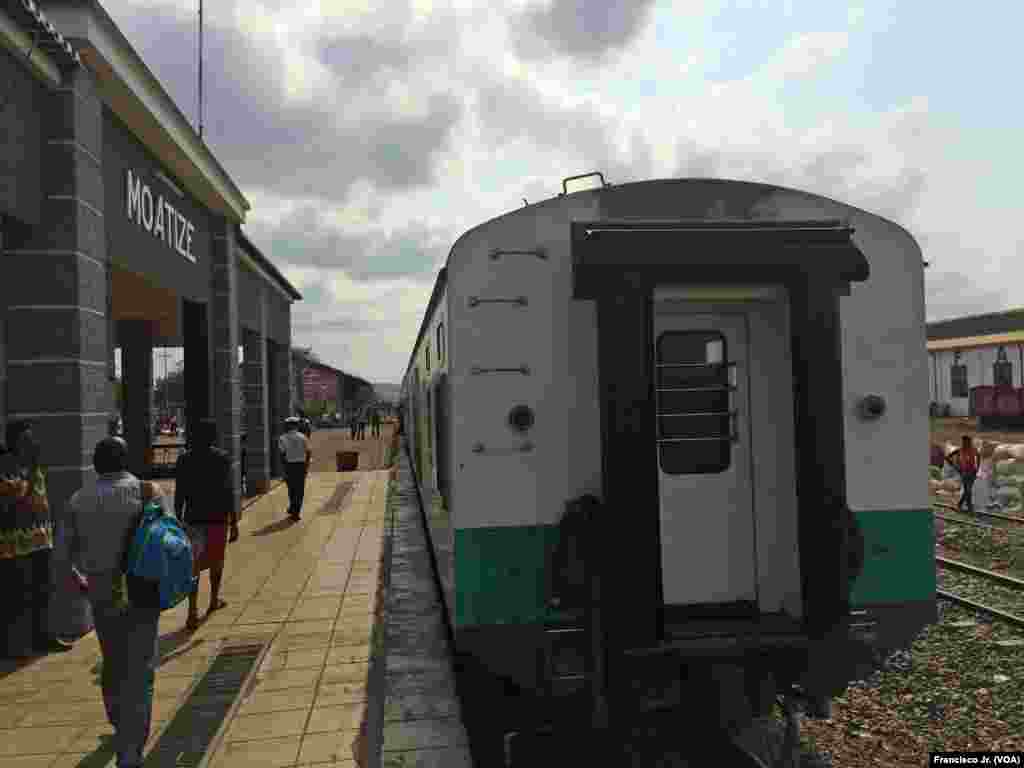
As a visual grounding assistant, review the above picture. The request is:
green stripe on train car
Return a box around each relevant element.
[454,525,559,627]
[453,509,935,627]
[850,508,935,605]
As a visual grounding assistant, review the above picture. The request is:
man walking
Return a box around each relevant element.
[174,419,238,632]
[279,417,311,521]
[66,437,162,768]
[370,407,381,439]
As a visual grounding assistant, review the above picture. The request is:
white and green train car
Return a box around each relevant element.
[401,176,935,757]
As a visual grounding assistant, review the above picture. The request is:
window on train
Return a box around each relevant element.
[437,322,445,364]
[656,330,731,475]
[951,364,968,398]
[426,340,431,373]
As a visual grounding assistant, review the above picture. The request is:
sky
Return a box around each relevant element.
[98,0,1023,384]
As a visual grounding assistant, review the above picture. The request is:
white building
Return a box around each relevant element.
[928,309,1024,416]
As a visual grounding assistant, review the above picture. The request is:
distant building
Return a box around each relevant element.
[289,353,374,414]
[927,309,1024,416]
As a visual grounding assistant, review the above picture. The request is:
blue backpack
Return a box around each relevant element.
[123,498,197,611]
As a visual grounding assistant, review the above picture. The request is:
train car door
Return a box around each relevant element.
[653,310,757,610]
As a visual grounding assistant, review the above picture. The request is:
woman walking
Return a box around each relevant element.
[0,421,72,657]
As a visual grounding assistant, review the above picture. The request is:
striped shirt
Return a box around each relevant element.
[67,471,142,575]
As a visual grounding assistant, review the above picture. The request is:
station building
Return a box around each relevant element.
[927,309,1024,416]
[292,354,375,415]
[0,0,302,539]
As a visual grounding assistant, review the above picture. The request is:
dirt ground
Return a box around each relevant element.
[307,419,397,472]
[931,416,1024,448]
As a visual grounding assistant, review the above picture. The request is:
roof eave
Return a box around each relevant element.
[43,0,250,223]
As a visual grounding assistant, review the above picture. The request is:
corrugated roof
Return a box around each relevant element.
[927,308,1024,341]
[11,0,81,66]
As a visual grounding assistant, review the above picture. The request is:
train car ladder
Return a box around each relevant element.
[542,495,609,730]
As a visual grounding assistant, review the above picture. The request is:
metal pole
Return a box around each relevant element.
[198,0,203,139]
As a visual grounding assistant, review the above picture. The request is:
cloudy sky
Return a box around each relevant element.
[100,0,1022,384]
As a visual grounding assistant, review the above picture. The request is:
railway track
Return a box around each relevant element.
[935,555,1024,629]
[935,589,1024,630]
[934,512,1000,531]
[932,499,1024,526]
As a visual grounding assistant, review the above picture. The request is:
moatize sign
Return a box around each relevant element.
[126,169,197,263]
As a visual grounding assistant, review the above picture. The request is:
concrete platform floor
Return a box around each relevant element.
[0,468,388,768]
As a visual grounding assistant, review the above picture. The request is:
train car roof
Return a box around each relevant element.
[401,176,922,385]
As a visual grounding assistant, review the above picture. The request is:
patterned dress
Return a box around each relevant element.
[0,466,54,560]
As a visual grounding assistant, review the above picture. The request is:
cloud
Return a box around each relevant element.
[95,0,1016,381]
[764,30,850,80]
[511,0,658,61]
[245,205,449,282]
[103,1,462,205]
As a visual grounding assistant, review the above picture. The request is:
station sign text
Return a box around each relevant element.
[126,169,197,263]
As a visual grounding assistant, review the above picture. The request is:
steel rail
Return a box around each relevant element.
[935,556,1024,590]
[934,512,997,531]
[932,499,1024,525]
[936,589,1024,630]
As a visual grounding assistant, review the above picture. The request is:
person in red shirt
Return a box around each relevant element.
[957,435,980,513]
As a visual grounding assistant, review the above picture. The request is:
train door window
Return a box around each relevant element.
[656,330,732,474]
[426,340,431,373]
[437,322,445,365]
[994,347,1012,387]
[951,360,968,398]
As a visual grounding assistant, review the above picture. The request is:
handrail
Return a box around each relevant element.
[468,296,528,308]
[471,365,530,375]
[489,248,547,261]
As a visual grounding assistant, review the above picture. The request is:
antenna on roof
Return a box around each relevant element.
[197,0,204,139]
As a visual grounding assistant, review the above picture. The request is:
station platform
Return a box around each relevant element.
[0,433,472,768]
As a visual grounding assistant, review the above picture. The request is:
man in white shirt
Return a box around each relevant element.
[278,417,311,520]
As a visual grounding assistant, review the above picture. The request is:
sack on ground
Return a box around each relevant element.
[972,474,995,511]
[124,499,197,611]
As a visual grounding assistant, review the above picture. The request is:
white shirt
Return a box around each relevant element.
[278,430,309,463]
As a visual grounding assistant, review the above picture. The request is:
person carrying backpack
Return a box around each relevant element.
[66,437,166,768]
[175,418,238,632]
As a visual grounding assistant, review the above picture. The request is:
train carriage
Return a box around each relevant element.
[401,176,935,763]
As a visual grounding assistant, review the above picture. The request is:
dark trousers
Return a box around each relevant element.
[92,596,159,768]
[960,472,977,511]
[0,548,53,657]
[284,461,307,517]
